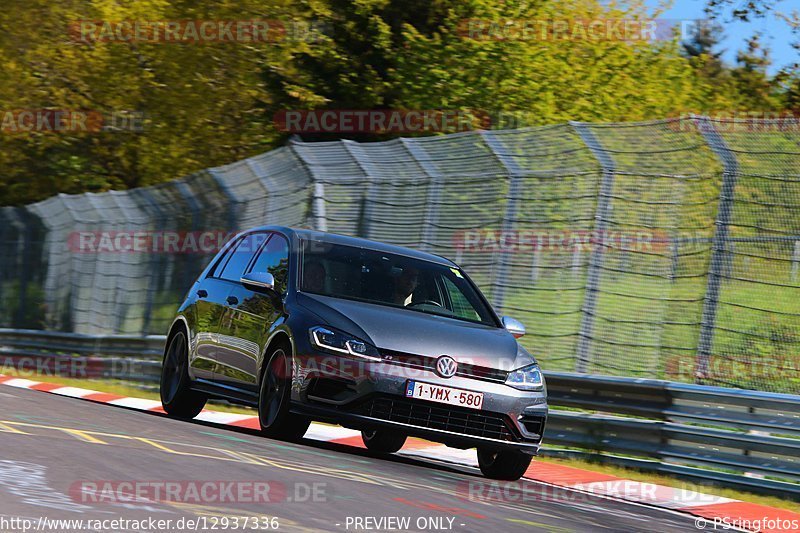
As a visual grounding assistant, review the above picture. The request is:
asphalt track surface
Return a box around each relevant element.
[0,386,700,533]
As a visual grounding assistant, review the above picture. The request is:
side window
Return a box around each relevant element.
[210,236,243,278]
[219,233,268,282]
[249,234,289,294]
[442,276,480,322]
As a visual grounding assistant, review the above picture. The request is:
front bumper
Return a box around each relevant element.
[290,349,548,454]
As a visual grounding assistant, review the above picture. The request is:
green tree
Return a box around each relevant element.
[0,0,798,206]
[0,0,296,205]
[730,35,783,110]
[267,0,709,131]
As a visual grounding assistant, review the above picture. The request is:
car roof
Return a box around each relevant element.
[248,226,457,267]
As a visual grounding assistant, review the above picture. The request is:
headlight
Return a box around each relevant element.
[309,326,381,361]
[505,363,544,391]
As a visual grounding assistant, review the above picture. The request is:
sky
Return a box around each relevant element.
[646,0,798,74]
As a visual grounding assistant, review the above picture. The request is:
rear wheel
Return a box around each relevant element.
[160,330,207,418]
[477,449,532,480]
[361,429,407,453]
[258,344,310,440]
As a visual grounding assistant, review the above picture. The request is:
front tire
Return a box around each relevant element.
[258,344,310,441]
[477,449,532,480]
[361,429,407,453]
[160,330,207,418]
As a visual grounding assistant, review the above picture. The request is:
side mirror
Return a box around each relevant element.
[502,316,526,338]
[241,272,276,293]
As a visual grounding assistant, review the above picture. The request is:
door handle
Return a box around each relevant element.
[226,295,239,306]
[196,289,208,298]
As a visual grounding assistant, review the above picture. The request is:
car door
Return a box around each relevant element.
[211,232,269,387]
[189,238,245,379]
[216,232,289,391]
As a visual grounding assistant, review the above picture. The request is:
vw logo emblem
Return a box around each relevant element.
[436,356,457,378]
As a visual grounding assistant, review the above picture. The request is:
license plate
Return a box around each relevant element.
[405,380,484,410]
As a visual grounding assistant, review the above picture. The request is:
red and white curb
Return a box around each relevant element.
[1,374,798,533]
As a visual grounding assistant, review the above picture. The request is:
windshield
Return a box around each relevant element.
[299,240,498,327]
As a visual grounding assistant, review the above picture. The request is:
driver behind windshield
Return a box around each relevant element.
[392,266,418,306]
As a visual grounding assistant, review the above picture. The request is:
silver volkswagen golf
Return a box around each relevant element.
[160,226,547,480]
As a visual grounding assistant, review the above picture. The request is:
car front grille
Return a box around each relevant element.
[378,348,509,383]
[352,395,520,442]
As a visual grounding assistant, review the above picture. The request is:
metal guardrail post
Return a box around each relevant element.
[244,160,276,225]
[83,193,116,334]
[132,189,164,336]
[175,180,203,295]
[208,168,240,232]
[312,181,328,232]
[0,208,9,323]
[481,131,524,311]
[693,115,739,380]
[401,138,442,253]
[0,207,45,330]
[288,142,327,232]
[342,140,377,239]
[13,209,37,328]
[571,122,616,373]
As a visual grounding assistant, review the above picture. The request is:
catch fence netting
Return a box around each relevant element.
[1,116,798,393]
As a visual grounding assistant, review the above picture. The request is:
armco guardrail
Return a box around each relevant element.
[0,328,164,383]
[0,328,165,358]
[1,330,798,498]
[544,372,800,498]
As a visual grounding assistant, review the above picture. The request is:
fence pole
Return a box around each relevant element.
[571,122,616,373]
[311,182,327,232]
[288,143,327,232]
[481,131,525,312]
[693,115,739,381]
[0,208,9,324]
[175,180,203,297]
[208,168,240,232]
[402,138,442,253]
[133,189,164,336]
[12,208,33,328]
[343,140,377,239]
[244,160,275,225]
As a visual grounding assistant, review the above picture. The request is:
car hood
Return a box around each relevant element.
[297,292,532,370]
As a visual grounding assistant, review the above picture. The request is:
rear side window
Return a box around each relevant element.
[210,236,242,278]
[219,233,268,282]
[249,234,289,294]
